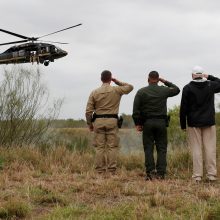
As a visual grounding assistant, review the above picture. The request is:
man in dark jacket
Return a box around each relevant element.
[180,66,220,182]
[133,71,180,180]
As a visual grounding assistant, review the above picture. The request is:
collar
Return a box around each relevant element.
[101,83,111,86]
[192,78,207,82]
[149,82,158,86]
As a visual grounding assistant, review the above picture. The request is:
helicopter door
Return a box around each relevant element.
[12,51,18,58]
[46,47,50,52]
[18,50,25,57]
[51,46,56,53]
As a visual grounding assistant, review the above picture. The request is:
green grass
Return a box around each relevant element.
[0,199,31,219]
[206,201,220,220]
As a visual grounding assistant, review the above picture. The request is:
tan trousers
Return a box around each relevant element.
[93,118,119,173]
[187,126,217,180]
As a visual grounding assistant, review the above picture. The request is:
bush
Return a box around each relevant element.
[168,106,187,147]
[0,66,62,146]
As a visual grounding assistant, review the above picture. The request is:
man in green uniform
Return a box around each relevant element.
[132,71,180,180]
[86,70,133,174]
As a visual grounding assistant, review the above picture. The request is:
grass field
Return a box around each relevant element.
[0,128,220,219]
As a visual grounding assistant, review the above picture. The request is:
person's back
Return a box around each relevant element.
[134,83,179,118]
[88,80,132,116]
[180,66,220,182]
[85,70,133,174]
[132,71,180,180]
[180,78,220,128]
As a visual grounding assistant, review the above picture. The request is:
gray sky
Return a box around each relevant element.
[0,0,220,119]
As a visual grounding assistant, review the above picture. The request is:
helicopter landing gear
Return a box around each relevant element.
[44,60,50,66]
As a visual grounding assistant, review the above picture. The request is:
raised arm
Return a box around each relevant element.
[159,78,180,97]
[206,74,220,93]
[112,78,133,95]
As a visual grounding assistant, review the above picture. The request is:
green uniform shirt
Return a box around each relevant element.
[132,81,180,125]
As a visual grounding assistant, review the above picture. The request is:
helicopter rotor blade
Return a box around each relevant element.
[0,40,29,46]
[39,40,69,45]
[0,29,29,40]
[38,23,82,39]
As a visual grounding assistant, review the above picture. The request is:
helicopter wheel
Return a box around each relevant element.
[44,61,50,66]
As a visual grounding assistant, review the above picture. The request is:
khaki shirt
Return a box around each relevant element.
[86,81,133,125]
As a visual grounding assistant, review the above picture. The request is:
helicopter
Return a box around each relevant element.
[0,23,82,66]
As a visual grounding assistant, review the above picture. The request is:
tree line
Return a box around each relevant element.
[0,66,219,147]
[51,110,220,129]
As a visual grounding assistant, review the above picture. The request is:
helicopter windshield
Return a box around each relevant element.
[4,46,17,53]
[55,46,62,51]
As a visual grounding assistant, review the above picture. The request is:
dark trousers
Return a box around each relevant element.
[142,119,167,176]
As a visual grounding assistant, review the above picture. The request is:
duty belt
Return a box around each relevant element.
[95,114,118,119]
[143,115,170,127]
[145,115,167,119]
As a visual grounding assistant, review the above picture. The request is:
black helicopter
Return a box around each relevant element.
[0,24,82,66]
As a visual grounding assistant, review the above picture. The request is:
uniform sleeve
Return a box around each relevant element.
[114,81,134,95]
[85,92,95,125]
[164,81,180,97]
[208,75,220,93]
[179,87,188,130]
[132,91,142,126]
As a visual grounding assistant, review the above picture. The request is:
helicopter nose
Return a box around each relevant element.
[61,50,68,57]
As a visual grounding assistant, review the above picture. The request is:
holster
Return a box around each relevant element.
[117,116,123,128]
[91,113,97,123]
[166,115,171,127]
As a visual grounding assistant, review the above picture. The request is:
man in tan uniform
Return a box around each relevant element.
[85,70,133,174]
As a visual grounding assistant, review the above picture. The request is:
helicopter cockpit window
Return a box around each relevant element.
[5,47,16,53]
[41,47,46,53]
[56,46,62,50]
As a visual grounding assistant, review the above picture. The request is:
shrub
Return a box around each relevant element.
[0,66,62,147]
[168,106,187,148]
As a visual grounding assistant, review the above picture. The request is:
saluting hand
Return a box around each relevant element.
[159,78,166,83]
[203,74,208,79]
[112,77,117,82]
[192,73,208,79]
[112,77,121,85]
[112,78,119,83]
[136,125,143,132]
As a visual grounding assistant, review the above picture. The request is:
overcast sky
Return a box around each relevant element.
[0,0,220,119]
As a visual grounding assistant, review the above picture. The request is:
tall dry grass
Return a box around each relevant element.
[0,143,219,219]
[0,123,219,219]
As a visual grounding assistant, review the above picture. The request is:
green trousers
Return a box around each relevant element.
[142,119,167,176]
